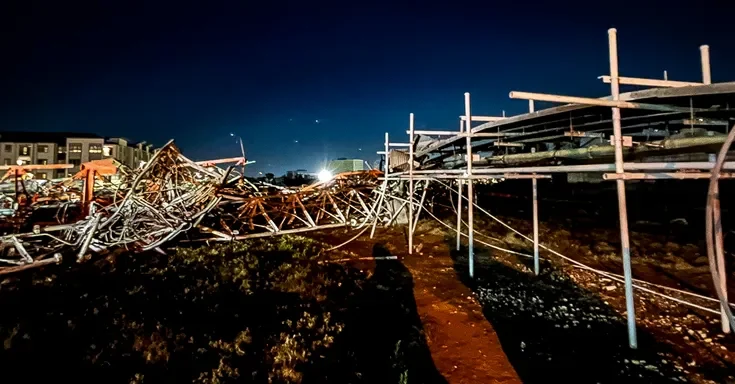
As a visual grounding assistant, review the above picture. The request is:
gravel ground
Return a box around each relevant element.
[463,250,734,384]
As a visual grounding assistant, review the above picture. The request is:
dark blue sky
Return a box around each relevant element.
[2,1,734,176]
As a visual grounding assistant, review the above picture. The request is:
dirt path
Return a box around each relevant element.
[313,228,521,383]
[407,252,521,383]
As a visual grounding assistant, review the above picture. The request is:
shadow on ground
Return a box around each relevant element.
[0,237,445,383]
[450,244,696,384]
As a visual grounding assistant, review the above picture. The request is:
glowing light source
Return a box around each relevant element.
[317,169,333,182]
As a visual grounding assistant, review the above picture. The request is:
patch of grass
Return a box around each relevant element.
[0,235,436,383]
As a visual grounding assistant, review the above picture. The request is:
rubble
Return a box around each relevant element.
[0,141,384,275]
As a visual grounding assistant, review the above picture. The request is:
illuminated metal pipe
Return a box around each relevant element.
[456,178,462,251]
[0,255,61,275]
[700,45,712,85]
[408,113,415,255]
[407,130,461,136]
[385,174,551,180]
[508,90,705,113]
[603,172,735,180]
[460,132,521,137]
[195,157,247,165]
[218,223,348,240]
[493,142,524,147]
[399,162,735,176]
[598,75,701,88]
[459,115,505,122]
[464,92,475,278]
[609,27,637,350]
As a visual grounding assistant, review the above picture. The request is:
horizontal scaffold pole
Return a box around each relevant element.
[508,91,707,113]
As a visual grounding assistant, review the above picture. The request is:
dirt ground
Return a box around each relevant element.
[312,227,522,384]
[0,211,733,383]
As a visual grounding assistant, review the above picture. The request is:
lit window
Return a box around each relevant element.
[20,146,31,156]
[89,144,103,154]
[103,146,112,156]
[69,144,82,153]
[58,146,66,154]
[37,173,47,179]
[40,159,48,165]
[38,145,48,153]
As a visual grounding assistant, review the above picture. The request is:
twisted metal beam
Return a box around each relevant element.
[0,143,385,275]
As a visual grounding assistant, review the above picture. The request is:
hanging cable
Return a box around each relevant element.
[429,177,735,314]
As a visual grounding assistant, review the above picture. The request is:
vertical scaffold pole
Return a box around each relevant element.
[456,119,464,251]
[700,45,711,85]
[408,113,415,255]
[384,132,390,175]
[609,28,638,349]
[530,94,539,275]
[456,178,463,251]
[532,149,539,276]
[464,92,474,278]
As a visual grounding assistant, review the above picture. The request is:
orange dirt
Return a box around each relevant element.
[408,253,521,383]
[311,227,521,383]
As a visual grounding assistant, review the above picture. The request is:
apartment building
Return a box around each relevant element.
[0,132,154,179]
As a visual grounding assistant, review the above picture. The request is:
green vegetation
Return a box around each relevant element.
[0,236,440,383]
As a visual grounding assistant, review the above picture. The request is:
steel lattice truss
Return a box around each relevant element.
[0,142,387,275]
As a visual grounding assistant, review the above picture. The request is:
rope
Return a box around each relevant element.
[428,177,735,315]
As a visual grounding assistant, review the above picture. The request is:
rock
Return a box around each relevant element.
[693,256,709,265]
[595,242,616,253]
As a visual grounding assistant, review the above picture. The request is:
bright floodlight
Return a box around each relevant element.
[317,169,333,182]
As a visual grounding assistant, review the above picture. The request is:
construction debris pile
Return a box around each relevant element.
[0,142,384,275]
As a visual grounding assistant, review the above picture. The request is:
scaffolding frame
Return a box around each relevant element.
[379,29,733,349]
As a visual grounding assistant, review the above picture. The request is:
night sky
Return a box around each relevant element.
[2,1,734,176]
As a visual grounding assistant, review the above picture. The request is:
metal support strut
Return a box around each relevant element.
[609,28,638,349]
[532,172,539,276]
[464,92,475,278]
[408,113,415,254]
[456,177,463,251]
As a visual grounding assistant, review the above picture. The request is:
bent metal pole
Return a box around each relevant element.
[609,28,638,349]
